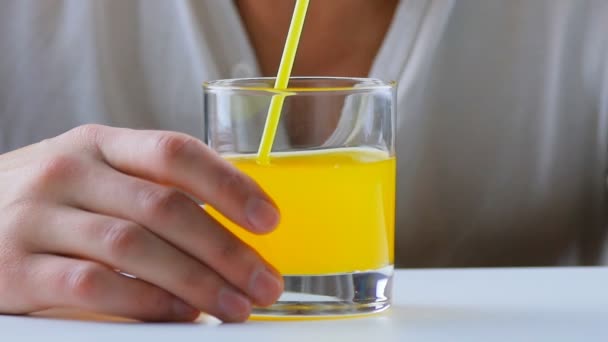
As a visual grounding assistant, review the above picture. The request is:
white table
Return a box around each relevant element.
[1,268,607,341]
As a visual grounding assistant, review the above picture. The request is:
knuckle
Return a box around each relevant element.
[69,124,104,144]
[101,221,143,259]
[60,264,103,300]
[138,187,185,219]
[179,265,208,292]
[138,289,173,317]
[212,233,262,284]
[34,154,81,186]
[214,168,248,198]
[217,235,247,261]
[154,133,200,165]
[178,266,221,307]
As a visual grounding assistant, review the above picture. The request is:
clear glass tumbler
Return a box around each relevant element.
[203,77,396,318]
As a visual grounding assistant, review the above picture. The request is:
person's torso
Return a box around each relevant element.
[0,0,606,267]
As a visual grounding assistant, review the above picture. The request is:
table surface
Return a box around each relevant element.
[1,267,607,341]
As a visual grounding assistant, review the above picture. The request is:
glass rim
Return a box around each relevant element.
[203,77,396,94]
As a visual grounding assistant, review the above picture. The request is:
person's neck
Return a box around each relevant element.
[235,0,399,77]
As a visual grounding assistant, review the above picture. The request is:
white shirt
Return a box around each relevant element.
[1,0,607,267]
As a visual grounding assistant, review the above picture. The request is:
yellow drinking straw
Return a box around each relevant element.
[257,0,310,164]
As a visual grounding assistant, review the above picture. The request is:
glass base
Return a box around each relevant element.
[251,265,393,319]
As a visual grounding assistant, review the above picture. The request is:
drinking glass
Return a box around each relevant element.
[203,77,396,318]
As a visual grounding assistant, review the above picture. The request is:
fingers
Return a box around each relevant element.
[24,254,200,322]
[28,207,253,322]
[70,125,279,234]
[64,165,283,308]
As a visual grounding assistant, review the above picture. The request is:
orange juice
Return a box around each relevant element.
[206,147,395,275]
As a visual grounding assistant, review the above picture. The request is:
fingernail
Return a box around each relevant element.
[245,197,280,233]
[218,287,251,321]
[172,299,199,319]
[250,268,283,306]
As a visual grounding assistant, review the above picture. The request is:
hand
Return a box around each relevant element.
[0,125,283,322]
